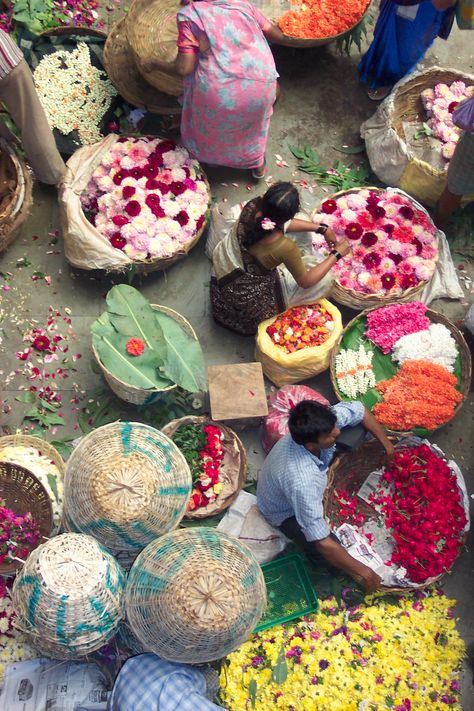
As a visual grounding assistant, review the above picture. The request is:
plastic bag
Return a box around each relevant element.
[255,299,342,387]
[262,384,329,452]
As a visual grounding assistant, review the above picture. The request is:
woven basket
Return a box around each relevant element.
[64,421,192,553]
[262,0,373,48]
[39,26,108,39]
[161,416,247,518]
[0,140,33,253]
[329,306,472,435]
[0,434,66,533]
[312,187,438,310]
[124,528,266,663]
[0,462,54,576]
[324,440,467,592]
[12,533,125,658]
[125,0,183,97]
[104,19,182,115]
[92,304,199,405]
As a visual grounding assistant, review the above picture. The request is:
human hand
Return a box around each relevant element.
[324,227,338,247]
[358,568,382,594]
[381,442,395,468]
[336,238,351,258]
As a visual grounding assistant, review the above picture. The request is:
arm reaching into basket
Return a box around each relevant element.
[140,53,197,78]
[361,408,395,465]
[313,536,382,592]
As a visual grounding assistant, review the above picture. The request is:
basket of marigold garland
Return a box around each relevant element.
[60,133,210,273]
[0,139,33,254]
[311,187,440,310]
[91,285,206,406]
[329,302,471,436]
[161,416,247,518]
[324,439,469,592]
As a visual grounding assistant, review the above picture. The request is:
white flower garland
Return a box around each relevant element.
[34,42,117,145]
[335,345,376,398]
[391,323,458,372]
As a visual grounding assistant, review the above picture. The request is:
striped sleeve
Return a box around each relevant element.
[0,30,22,79]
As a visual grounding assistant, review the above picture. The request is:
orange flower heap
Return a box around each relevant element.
[266,303,333,353]
[373,360,463,431]
[279,0,370,40]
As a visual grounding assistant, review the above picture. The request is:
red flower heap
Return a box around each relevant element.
[266,303,334,354]
[372,445,467,583]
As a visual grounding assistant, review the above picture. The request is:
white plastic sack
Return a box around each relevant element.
[59,134,133,271]
[217,490,288,563]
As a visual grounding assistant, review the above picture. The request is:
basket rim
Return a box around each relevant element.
[0,434,66,474]
[325,438,467,592]
[275,0,373,47]
[161,415,247,518]
[92,303,198,397]
[329,304,472,435]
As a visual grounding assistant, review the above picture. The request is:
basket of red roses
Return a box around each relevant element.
[325,439,469,591]
[312,187,439,310]
[162,416,247,518]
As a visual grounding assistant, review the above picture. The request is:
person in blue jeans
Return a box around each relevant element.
[359,0,457,101]
[257,400,394,593]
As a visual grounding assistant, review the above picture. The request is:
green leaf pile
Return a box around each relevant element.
[288,144,371,191]
[91,285,206,394]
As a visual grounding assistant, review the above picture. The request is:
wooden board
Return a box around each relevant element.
[208,363,268,423]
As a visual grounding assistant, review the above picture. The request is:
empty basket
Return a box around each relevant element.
[64,422,192,553]
[124,528,267,663]
[12,533,125,659]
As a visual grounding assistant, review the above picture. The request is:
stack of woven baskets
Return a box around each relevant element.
[103,0,182,113]
[0,138,33,254]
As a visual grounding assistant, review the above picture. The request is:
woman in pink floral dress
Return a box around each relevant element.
[141,0,288,179]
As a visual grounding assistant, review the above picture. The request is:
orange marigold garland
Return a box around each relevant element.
[373,360,463,430]
[279,0,370,40]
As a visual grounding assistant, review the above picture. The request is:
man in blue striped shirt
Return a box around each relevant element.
[257,399,394,592]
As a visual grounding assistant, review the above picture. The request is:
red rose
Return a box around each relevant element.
[362,252,381,270]
[388,252,402,265]
[149,152,164,168]
[412,238,423,255]
[113,171,127,185]
[400,272,417,289]
[196,214,205,231]
[144,164,158,179]
[122,186,136,200]
[175,210,189,226]
[110,233,127,249]
[107,120,120,133]
[157,139,176,154]
[170,181,186,196]
[33,335,51,351]
[145,194,165,218]
[448,101,459,113]
[112,215,129,227]
[321,199,337,214]
[399,205,414,220]
[146,178,160,190]
[345,222,363,240]
[367,204,386,219]
[380,273,396,290]
[361,231,378,247]
[381,223,394,233]
[125,200,141,217]
[131,167,143,180]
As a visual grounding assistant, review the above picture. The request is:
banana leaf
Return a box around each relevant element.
[92,332,173,390]
[106,284,165,355]
[154,310,207,393]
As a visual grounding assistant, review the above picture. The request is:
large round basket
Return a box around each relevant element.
[92,304,199,405]
[0,139,33,254]
[125,0,183,97]
[324,440,467,592]
[124,528,266,663]
[329,306,472,436]
[312,187,438,310]
[63,422,192,553]
[391,66,474,206]
[161,416,247,519]
[0,434,66,534]
[104,18,181,115]
[12,533,125,658]
[0,461,54,576]
[259,0,373,48]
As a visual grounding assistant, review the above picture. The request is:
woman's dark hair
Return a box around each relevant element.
[244,182,300,246]
[288,400,336,445]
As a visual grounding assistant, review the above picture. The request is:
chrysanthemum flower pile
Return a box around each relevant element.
[313,190,438,296]
[279,0,369,40]
[81,137,209,261]
[220,591,465,710]
[421,81,474,162]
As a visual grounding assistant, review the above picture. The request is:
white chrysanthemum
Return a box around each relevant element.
[392,323,458,372]
[187,204,205,220]
[161,199,182,218]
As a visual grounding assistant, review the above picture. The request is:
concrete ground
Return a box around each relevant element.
[0,12,473,708]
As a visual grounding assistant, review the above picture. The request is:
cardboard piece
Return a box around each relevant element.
[208,363,268,426]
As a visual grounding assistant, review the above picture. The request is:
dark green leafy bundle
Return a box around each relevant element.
[91,285,206,394]
[288,145,371,190]
[335,7,375,56]
[171,424,206,482]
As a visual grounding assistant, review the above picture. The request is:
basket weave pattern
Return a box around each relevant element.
[12,533,125,658]
[64,422,192,552]
[161,416,248,518]
[92,304,198,405]
[125,528,266,663]
[0,140,33,253]
[329,306,471,434]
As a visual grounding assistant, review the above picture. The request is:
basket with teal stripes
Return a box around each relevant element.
[63,422,192,554]
[124,529,267,663]
[12,533,125,659]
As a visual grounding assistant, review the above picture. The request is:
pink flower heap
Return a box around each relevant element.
[313,189,438,296]
[0,503,40,565]
[364,301,431,354]
[81,137,209,261]
[421,80,474,162]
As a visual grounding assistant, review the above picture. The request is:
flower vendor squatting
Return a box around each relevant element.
[257,399,395,592]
